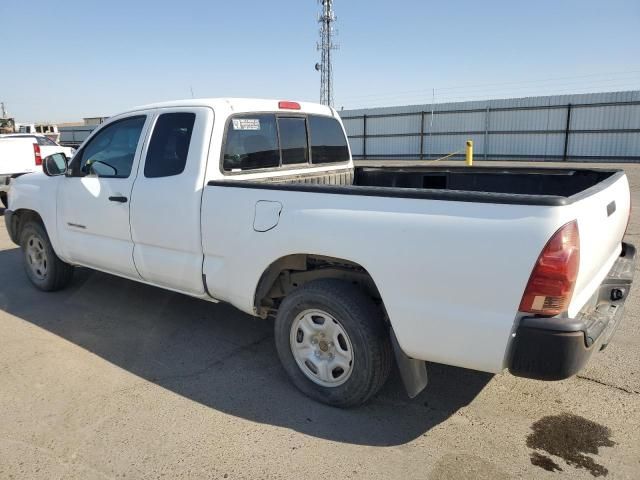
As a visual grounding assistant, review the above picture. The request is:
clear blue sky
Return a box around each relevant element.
[2,0,639,122]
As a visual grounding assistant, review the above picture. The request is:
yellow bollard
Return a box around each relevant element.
[466,140,473,166]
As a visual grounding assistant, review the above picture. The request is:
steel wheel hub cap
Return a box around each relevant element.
[26,234,48,280]
[290,309,354,387]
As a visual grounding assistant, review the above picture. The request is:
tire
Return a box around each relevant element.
[19,221,74,291]
[274,279,392,407]
[0,192,6,208]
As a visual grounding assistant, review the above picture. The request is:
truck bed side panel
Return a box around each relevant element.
[201,185,563,373]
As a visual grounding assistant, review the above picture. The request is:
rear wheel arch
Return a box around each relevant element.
[274,278,393,406]
[253,253,387,319]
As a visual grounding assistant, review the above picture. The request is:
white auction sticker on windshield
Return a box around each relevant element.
[232,119,261,130]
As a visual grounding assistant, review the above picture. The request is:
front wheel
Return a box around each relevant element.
[274,279,392,407]
[19,221,74,291]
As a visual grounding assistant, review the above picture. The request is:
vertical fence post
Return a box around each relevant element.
[563,103,572,162]
[419,111,425,160]
[484,106,490,161]
[362,114,367,159]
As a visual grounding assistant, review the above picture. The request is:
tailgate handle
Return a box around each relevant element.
[607,200,616,217]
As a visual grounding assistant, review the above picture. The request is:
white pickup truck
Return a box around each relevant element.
[4,98,636,406]
[0,134,74,207]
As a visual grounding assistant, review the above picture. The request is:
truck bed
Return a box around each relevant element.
[355,166,616,198]
[217,166,623,207]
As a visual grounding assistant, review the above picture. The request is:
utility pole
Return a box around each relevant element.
[0,102,6,118]
[315,0,338,107]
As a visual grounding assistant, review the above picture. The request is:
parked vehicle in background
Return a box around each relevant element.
[0,134,75,158]
[0,117,16,134]
[18,124,59,143]
[4,98,636,407]
[59,124,97,148]
[0,134,73,207]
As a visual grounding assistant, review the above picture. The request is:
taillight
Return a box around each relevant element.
[519,220,580,316]
[278,100,301,110]
[33,143,42,166]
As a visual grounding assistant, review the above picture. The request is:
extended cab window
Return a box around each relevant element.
[278,117,308,165]
[309,115,349,164]
[144,112,195,178]
[223,114,279,171]
[72,116,146,178]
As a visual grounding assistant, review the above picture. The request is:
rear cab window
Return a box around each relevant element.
[223,114,280,171]
[36,136,58,146]
[308,115,350,164]
[222,112,349,173]
[278,117,308,165]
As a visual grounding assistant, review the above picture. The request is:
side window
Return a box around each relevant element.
[144,112,195,178]
[308,115,350,164]
[71,116,145,178]
[278,117,308,165]
[223,114,279,171]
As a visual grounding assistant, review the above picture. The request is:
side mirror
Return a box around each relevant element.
[83,159,117,177]
[43,153,68,176]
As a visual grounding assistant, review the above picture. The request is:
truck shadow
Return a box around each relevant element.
[0,247,492,446]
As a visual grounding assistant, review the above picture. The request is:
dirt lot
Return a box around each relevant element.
[0,161,639,479]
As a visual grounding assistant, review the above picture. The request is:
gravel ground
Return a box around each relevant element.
[0,161,639,479]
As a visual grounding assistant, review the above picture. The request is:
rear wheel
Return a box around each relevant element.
[19,221,74,291]
[274,279,392,407]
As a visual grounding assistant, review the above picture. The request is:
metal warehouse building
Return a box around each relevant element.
[340,90,640,162]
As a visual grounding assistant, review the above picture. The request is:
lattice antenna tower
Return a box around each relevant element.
[315,0,339,106]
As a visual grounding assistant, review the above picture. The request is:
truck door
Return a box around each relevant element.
[57,115,150,277]
[130,107,214,295]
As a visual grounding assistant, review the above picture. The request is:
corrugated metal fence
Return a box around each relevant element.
[341,90,640,162]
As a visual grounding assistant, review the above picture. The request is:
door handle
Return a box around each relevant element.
[108,196,128,203]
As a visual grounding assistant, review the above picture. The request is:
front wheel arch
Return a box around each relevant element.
[9,209,45,244]
[18,219,74,291]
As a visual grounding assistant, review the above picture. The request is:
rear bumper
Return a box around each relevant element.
[508,242,636,380]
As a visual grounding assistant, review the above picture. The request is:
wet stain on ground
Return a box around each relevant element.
[527,413,615,477]
[530,452,563,472]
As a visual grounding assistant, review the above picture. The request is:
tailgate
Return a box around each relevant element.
[568,171,631,317]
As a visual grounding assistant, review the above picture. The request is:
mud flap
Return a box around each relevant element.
[391,328,428,398]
